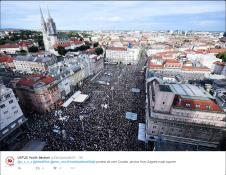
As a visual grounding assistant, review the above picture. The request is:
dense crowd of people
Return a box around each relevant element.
[24,58,148,151]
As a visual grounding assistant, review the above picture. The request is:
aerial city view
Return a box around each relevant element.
[0,1,226,151]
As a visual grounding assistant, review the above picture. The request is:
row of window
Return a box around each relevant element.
[0,99,14,108]
[152,125,183,132]
[153,120,189,128]
[3,110,18,115]
[5,94,10,99]
[185,103,211,110]
[151,130,182,137]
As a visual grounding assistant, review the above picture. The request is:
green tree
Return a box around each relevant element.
[216,52,226,62]
[95,47,103,55]
[28,46,38,53]
[0,39,6,45]
[79,45,90,51]
[93,42,99,48]
[57,46,67,56]
[84,41,92,46]
[16,50,27,55]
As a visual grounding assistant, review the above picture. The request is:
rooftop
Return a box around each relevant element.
[15,55,55,63]
[17,74,55,88]
[170,84,212,100]
[0,43,19,49]
[107,47,127,51]
[0,56,14,63]
[182,66,210,72]
[174,96,224,113]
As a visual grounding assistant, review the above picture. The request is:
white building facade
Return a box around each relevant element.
[0,82,27,147]
[13,54,57,73]
[105,47,141,64]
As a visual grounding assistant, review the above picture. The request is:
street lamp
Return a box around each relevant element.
[79,115,85,150]
[79,115,84,132]
[111,86,114,100]
[106,95,110,106]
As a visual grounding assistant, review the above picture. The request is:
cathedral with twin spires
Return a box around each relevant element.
[40,7,69,55]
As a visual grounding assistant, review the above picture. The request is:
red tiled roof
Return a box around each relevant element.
[182,66,210,72]
[148,62,163,69]
[174,97,224,113]
[164,59,182,68]
[153,55,163,59]
[207,48,226,53]
[194,50,206,54]
[0,56,14,63]
[70,39,83,45]
[107,47,127,51]
[18,41,33,47]
[18,74,55,87]
[0,43,19,49]
[213,61,225,66]
[53,42,71,48]
[165,59,180,64]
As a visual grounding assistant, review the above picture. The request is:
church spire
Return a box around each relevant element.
[47,6,52,19]
[39,6,45,22]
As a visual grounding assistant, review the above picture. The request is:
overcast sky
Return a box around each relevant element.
[1,1,225,31]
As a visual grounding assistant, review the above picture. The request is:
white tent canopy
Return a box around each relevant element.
[125,112,137,121]
[73,93,89,103]
[138,123,146,142]
[62,91,89,107]
[132,88,140,93]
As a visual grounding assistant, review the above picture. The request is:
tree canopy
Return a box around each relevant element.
[95,47,103,55]
[93,42,99,48]
[28,46,39,53]
[57,46,67,56]
[216,52,226,62]
[16,49,27,55]
[0,30,42,45]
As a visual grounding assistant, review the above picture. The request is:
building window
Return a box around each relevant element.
[195,104,200,109]
[151,131,155,133]
[162,127,164,130]
[160,132,163,135]
[185,103,191,108]
[153,126,156,129]
[206,105,211,110]
[154,121,157,124]
[9,99,13,104]
[14,110,18,114]
[4,111,8,114]
[4,94,10,99]
[0,104,6,108]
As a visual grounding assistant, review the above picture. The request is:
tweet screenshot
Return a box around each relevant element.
[0,1,226,175]
[1,152,225,175]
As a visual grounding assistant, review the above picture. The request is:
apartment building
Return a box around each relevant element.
[105,47,140,64]
[0,82,27,149]
[12,74,61,113]
[145,79,226,149]
[13,54,57,73]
